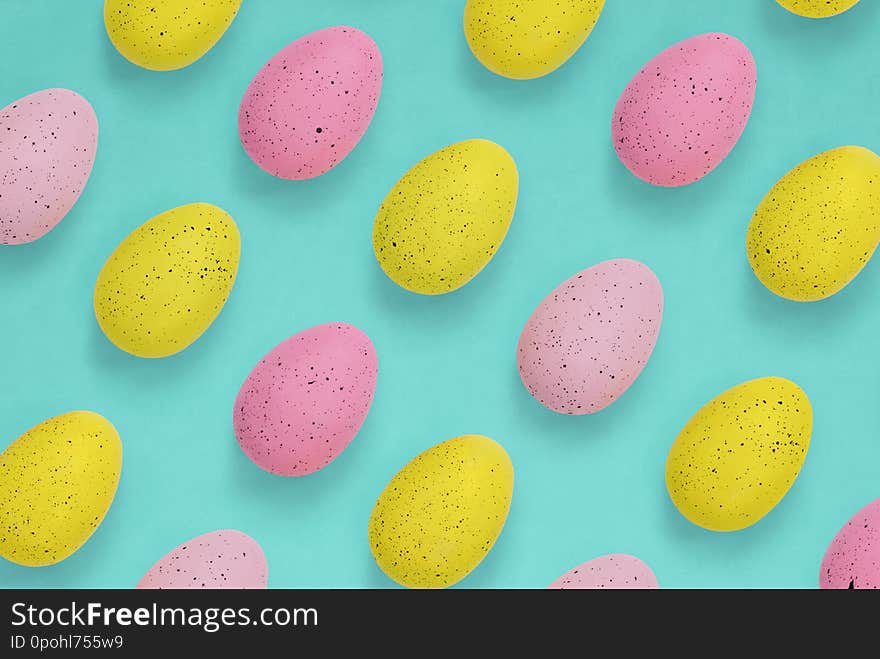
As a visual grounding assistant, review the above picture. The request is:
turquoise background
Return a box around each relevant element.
[1,0,879,589]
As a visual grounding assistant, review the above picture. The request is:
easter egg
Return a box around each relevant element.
[666,377,812,532]
[368,435,514,589]
[746,146,880,301]
[1,88,97,245]
[104,0,241,71]
[463,0,605,79]
[612,33,756,187]
[0,411,121,567]
[548,554,658,589]
[234,322,378,476]
[137,530,267,589]
[517,258,663,415]
[776,0,860,18]
[820,497,880,589]
[94,202,240,358]
[239,26,382,180]
[373,139,518,295]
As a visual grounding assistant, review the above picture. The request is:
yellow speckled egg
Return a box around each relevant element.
[94,202,240,358]
[0,411,121,567]
[746,146,880,302]
[104,0,241,71]
[464,0,605,79]
[372,139,518,295]
[666,377,812,532]
[368,434,514,588]
[776,0,860,18]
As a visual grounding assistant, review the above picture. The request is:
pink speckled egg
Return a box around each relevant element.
[549,554,659,589]
[517,258,663,415]
[1,88,98,244]
[612,33,756,187]
[137,530,267,589]
[820,497,880,589]
[238,26,382,180]
[234,322,378,476]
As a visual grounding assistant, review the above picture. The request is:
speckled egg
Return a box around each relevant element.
[463,0,605,79]
[104,0,241,71]
[746,146,880,302]
[94,202,240,358]
[368,435,514,589]
[1,88,97,245]
[373,139,518,295]
[517,259,663,415]
[0,411,121,567]
[549,554,659,589]
[820,497,880,589]
[239,26,382,180]
[137,530,267,589]
[234,323,378,476]
[666,377,812,532]
[776,0,860,18]
[612,33,756,187]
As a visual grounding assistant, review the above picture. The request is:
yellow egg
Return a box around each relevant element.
[775,0,860,18]
[94,202,240,358]
[104,0,242,71]
[666,377,812,532]
[0,411,121,567]
[746,146,880,302]
[368,434,514,588]
[372,139,518,295]
[464,0,605,79]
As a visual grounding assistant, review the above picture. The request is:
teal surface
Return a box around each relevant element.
[2,1,879,589]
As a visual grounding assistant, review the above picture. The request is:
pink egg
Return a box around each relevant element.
[518,258,663,415]
[1,88,98,244]
[234,322,378,476]
[549,554,659,589]
[137,530,268,589]
[238,26,382,180]
[820,497,880,589]
[612,33,756,187]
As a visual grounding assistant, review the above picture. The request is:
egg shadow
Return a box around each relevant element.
[508,347,676,449]
[756,0,879,43]
[0,224,70,277]
[224,115,386,229]
[452,13,607,112]
[86,290,246,393]
[98,1,249,98]
[0,160,103,277]
[659,469,812,587]
[365,229,521,336]
[738,248,880,341]
[603,143,764,231]
[224,395,383,512]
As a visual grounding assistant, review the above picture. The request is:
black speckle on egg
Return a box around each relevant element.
[372,138,518,294]
[0,411,121,567]
[233,322,378,476]
[666,376,812,531]
[746,146,880,301]
[0,88,97,245]
[463,0,605,80]
[517,258,663,415]
[612,33,756,187]
[136,530,268,589]
[819,497,880,589]
[549,554,659,589]
[93,202,240,358]
[367,435,514,588]
[238,26,382,180]
[103,0,242,71]
[776,0,860,19]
